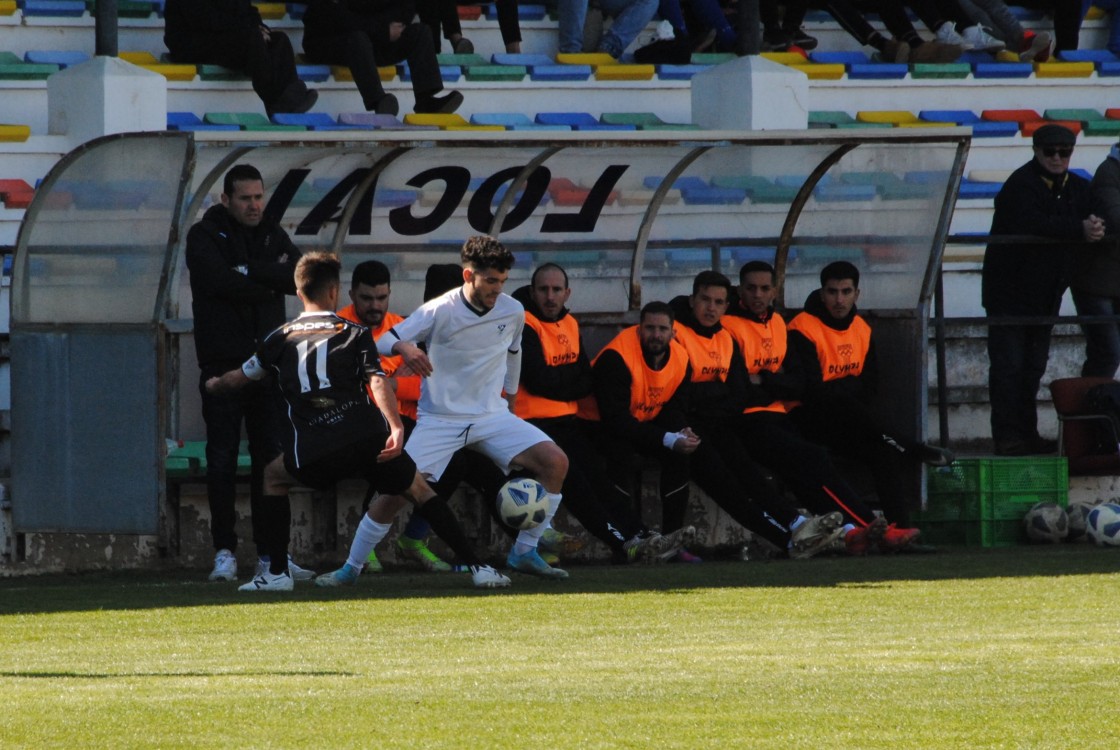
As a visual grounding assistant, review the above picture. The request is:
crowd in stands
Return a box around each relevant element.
[158,1,1114,119]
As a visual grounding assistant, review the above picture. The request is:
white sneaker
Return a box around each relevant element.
[238,570,294,592]
[471,564,511,589]
[287,556,316,581]
[208,549,237,581]
[961,25,1005,52]
[936,22,965,47]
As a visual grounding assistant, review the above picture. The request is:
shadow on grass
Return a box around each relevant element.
[2,544,1118,616]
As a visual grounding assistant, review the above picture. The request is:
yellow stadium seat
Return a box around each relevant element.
[556,53,616,66]
[1034,61,1095,78]
[594,64,655,80]
[252,3,287,20]
[790,63,844,80]
[857,111,920,125]
[403,113,470,128]
[0,124,31,142]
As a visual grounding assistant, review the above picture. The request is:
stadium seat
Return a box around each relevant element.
[1084,120,1120,137]
[530,64,591,81]
[535,112,633,131]
[973,61,1032,78]
[436,52,488,67]
[548,177,619,206]
[0,0,15,14]
[0,124,31,142]
[24,50,89,68]
[373,189,418,207]
[491,54,554,67]
[196,64,249,81]
[971,121,1020,137]
[486,3,546,20]
[1099,61,1120,77]
[595,64,655,81]
[809,51,869,67]
[272,113,359,130]
[465,64,527,82]
[815,183,877,202]
[0,52,59,80]
[456,4,482,20]
[203,112,306,131]
[295,64,331,82]
[1043,109,1104,126]
[166,112,239,131]
[254,3,287,20]
[848,63,907,80]
[981,109,1041,123]
[691,53,735,65]
[791,62,845,79]
[957,178,1001,200]
[0,179,34,208]
[920,110,980,125]
[911,63,971,79]
[400,63,459,82]
[22,0,86,17]
[1059,50,1119,64]
[1034,61,1095,78]
[642,176,708,191]
[471,113,532,128]
[809,111,856,128]
[656,64,711,80]
[857,111,920,125]
[403,113,470,128]
[556,53,616,66]
[1021,120,1080,137]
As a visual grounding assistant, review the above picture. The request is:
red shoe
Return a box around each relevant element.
[880,524,921,552]
[844,517,887,556]
[674,549,704,564]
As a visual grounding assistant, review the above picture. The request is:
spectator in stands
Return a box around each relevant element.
[983,124,1104,455]
[656,0,740,53]
[787,262,954,528]
[301,0,464,116]
[955,0,1053,59]
[1089,0,1120,56]
[1015,0,1090,54]
[510,264,693,563]
[558,0,660,58]
[376,236,571,579]
[416,0,525,53]
[164,0,317,116]
[724,261,925,554]
[1070,140,1120,377]
[205,252,510,591]
[185,164,311,583]
[818,0,964,62]
[592,299,844,561]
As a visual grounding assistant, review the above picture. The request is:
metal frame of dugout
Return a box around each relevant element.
[8,128,970,552]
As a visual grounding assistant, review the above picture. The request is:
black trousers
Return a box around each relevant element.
[198,368,286,554]
[303,23,443,109]
[738,410,878,527]
[986,321,1054,445]
[168,27,299,109]
[789,395,914,526]
[531,416,644,552]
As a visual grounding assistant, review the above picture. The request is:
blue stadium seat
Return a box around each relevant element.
[920,110,980,125]
[471,113,531,128]
[656,64,710,80]
[971,121,1020,137]
[487,3,546,20]
[810,51,869,67]
[530,64,592,81]
[958,179,1002,200]
[166,112,239,132]
[535,112,632,130]
[848,63,907,80]
[337,112,437,130]
[296,64,331,82]
[272,112,359,130]
[491,53,554,67]
[973,62,1032,78]
[24,50,89,68]
[22,0,86,17]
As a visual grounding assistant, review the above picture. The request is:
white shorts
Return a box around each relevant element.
[405,411,553,482]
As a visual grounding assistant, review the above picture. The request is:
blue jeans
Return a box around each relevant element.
[558,0,659,56]
[1073,289,1120,377]
[1093,0,1120,54]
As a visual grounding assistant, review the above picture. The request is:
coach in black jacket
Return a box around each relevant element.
[186,164,301,582]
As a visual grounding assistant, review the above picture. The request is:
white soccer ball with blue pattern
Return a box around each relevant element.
[1087,502,1120,547]
[1066,501,1095,543]
[1022,501,1068,543]
[496,478,549,530]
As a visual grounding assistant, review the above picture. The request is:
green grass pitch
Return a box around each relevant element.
[3,546,1120,749]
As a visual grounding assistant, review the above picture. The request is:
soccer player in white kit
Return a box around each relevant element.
[378,236,571,579]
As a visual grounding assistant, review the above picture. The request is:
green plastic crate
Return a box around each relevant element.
[920,457,1068,546]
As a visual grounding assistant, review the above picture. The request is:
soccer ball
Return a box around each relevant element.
[1066,501,1095,543]
[1022,501,1068,543]
[1087,502,1120,547]
[496,478,549,530]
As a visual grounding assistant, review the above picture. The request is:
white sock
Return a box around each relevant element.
[346,516,392,570]
[514,492,562,553]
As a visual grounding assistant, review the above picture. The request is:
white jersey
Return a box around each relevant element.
[379,286,523,420]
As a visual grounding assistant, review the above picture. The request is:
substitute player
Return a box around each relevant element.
[206,251,509,591]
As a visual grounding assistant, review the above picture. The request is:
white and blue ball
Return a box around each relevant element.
[1087,502,1120,547]
[1022,501,1068,543]
[496,478,549,530]
[1066,501,1095,543]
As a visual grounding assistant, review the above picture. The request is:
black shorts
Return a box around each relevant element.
[285,437,416,495]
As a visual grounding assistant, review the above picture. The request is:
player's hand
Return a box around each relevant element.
[1084,214,1106,242]
[204,376,221,394]
[671,428,701,454]
[378,427,404,462]
[259,25,271,42]
[396,342,433,377]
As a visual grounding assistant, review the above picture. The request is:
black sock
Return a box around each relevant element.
[868,32,887,51]
[415,495,481,567]
[263,494,290,575]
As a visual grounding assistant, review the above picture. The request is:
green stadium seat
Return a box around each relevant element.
[203,112,306,131]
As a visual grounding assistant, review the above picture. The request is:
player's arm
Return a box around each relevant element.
[368,373,405,461]
[378,305,435,376]
[205,354,265,394]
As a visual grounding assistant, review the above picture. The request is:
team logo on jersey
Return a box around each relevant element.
[310,396,336,409]
[497,324,507,333]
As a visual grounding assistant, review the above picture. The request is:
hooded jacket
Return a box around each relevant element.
[787,290,876,404]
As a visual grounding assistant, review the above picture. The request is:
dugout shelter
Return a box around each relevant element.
[9,128,969,546]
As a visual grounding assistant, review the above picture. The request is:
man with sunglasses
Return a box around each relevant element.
[982,124,1105,456]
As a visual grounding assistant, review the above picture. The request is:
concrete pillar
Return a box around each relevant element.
[48,56,166,146]
[691,55,809,131]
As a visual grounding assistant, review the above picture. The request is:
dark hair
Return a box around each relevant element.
[461,235,514,273]
[739,260,776,284]
[531,262,569,288]
[223,164,263,197]
[640,300,675,324]
[424,263,464,301]
[351,259,391,290]
[691,270,732,298]
[820,260,860,288]
[295,251,341,302]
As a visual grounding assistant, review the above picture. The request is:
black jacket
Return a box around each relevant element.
[164,0,263,55]
[1071,150,1120,298]
[983,158,1092,315]
[722,297,807,408]
[186,204,300,371]
[668,294,749,424]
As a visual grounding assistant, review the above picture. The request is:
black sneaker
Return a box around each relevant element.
[370,93,399,116]
[784,26,818,51]
[761,29,792,52]
[414,90,464,115]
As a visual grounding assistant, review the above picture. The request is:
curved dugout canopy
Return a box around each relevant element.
[10,128,969,535]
